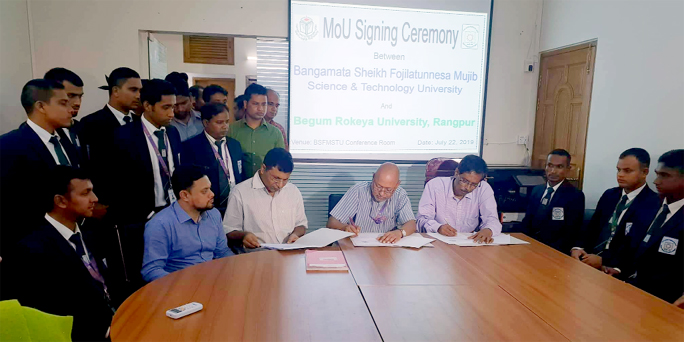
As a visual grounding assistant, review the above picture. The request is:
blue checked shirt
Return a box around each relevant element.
[330,181,416,233]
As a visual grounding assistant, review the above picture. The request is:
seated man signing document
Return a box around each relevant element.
[327,162,417,243]
[417,155,502,243]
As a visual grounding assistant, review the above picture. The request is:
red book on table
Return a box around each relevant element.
[305,250,349,272]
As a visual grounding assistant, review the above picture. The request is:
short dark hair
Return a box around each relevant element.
[620,148,650,169]
[140,79,176,107]
[202,85,227,103]
[44,68,84,87]
[165,72,189,97]
[171,165,208,198]
[21,79,65,114]
[235,94,246,110]
[200,103,229,121]
[658,149,684,174]
[263,148,294,173]
[548,149,572,166]
[45,166,90,213]
[104,67,140,95]
[244,83,268,102]
[189,85,204,99]
[457,155,488,175]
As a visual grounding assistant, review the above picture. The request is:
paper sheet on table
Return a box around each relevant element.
[262,228,354,250]
[427,232,529,246]
[350,233,435,248]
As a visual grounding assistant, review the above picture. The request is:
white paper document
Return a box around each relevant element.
[262,228,354,250]
[427,232,530,247]
[350,233,435,249]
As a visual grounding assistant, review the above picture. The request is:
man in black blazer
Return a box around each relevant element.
[618,149,684,306]
[102,79,181,293]
[44,68,85,157]
[5,166,114,341]
[182,103,245,216]
[0,79,80,255]
[79,67,141,180]
[520,149,585,254]
[573,148,661,270]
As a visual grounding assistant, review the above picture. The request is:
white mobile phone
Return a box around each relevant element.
[166,302,203,319]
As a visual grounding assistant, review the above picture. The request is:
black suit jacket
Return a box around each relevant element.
[181,133,245,214]
[622,203,684,303]
[0,122,81,254]
[56,119,87,164]
[580,186,660,260]
[521,181,585,254]
[5,219,113,341]
[79,106,120,163]
[106,119,182,225]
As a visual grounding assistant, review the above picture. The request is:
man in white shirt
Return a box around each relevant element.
[6,166,114,341]
[43,68,85,154]
[223,148,308,250]
[0,79,78,254]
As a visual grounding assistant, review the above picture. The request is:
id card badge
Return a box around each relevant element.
[237,160,243,174]
[625,222,633,235]
[552,207,564,220]
[168,189,177,203]
[658,237,678,255]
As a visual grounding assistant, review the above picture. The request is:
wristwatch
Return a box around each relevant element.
[399,228,407,237]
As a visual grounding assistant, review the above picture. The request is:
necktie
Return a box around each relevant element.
[541,187,554,205]
[153,129,171,203]
[645,204,671,241]
[612,195,629,225]
[123,115,132,124]
[48,136,70,166]
[215,140,230,206]
[69,231,87,259]
[68,128,79,148]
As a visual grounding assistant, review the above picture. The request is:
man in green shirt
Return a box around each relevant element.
[229,83,285,177]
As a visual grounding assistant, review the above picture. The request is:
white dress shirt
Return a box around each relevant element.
[141,115,175,207]
[204,131,236,187]
[223,174,308,244]
[541,180,564,203]
[614,183,647,225]
[45,213,90,262]
[107,104,133,126]
[26,118,71,165]
[659,197,684,225]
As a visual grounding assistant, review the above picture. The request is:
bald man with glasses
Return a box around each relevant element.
[417,155,502,243]
[328,163,417,244]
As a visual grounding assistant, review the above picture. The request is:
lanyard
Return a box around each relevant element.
[210,139,231,181]
[141,124,171,178]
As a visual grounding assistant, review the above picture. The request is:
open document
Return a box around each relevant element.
[350,233,435,249]
[262,228,354,250]
[427,232,530,247]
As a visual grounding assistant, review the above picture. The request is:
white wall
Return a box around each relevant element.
[152,33,257,96]
[0,0,34,134]
[540,0,684,208]
[25,0,288,122]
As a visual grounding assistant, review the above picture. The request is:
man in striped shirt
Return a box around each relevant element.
[327,163,417,244]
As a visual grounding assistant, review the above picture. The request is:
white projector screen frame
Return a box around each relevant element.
[288,0,494,163]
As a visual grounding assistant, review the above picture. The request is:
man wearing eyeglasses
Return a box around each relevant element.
[520,149,585,254]
[327,163,417,244]
[417,155,501,243]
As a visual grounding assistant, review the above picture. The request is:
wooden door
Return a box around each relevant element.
[193,78,236,121]
[531,42,596,188]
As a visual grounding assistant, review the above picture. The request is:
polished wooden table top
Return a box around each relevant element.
[113,234,684,341]
[111,246,381,342]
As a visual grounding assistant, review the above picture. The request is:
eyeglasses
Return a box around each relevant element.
[371,181,396,196]
[268,173,289,185]
[457,175,481,190]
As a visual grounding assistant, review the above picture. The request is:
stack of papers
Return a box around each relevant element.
[350,233,434,249]
[427,232,530,246]
[262,228,354,250]
[305,250,348,272]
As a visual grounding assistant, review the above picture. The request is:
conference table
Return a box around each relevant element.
[111,234,684,341]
